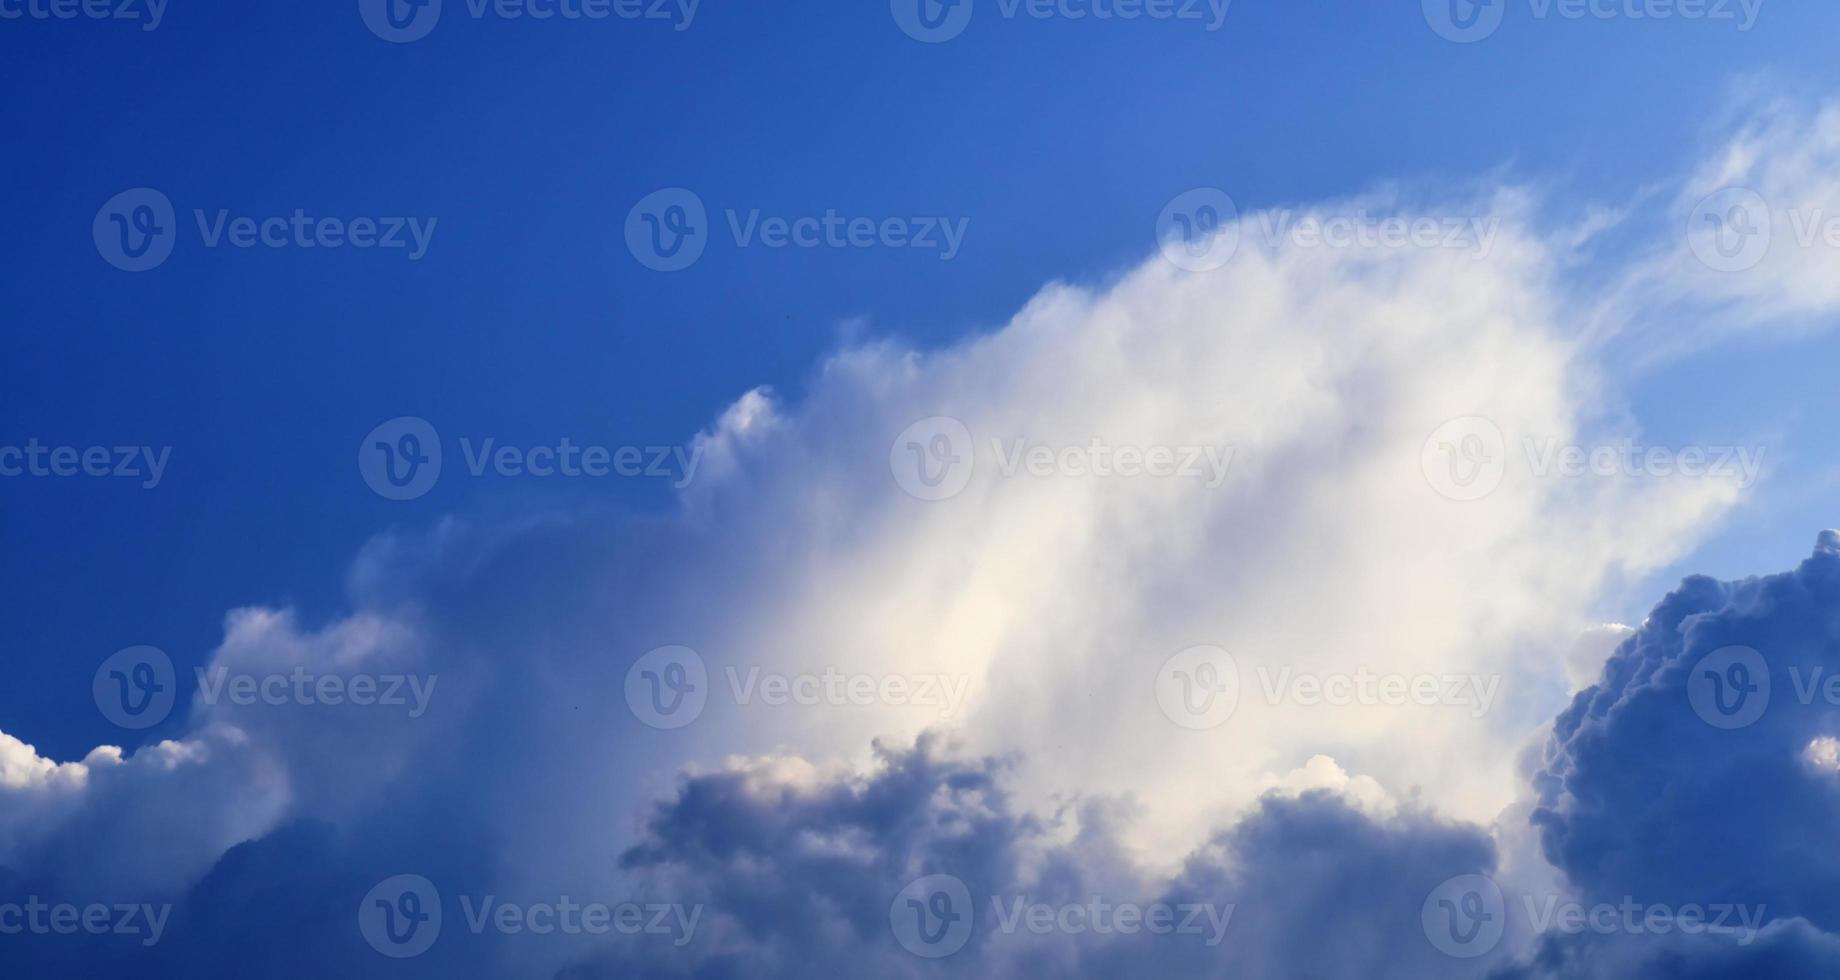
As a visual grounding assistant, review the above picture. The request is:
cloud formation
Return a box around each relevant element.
[5,91,1840,979]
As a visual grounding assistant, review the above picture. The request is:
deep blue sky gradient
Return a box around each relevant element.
[4,0,1840,760]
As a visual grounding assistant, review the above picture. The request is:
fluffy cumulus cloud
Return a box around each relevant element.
[3,92,1840,978]
[1508,533,1840,978]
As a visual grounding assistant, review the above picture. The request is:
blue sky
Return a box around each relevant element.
[6,1,1840,977]
[5,0,1837,761]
